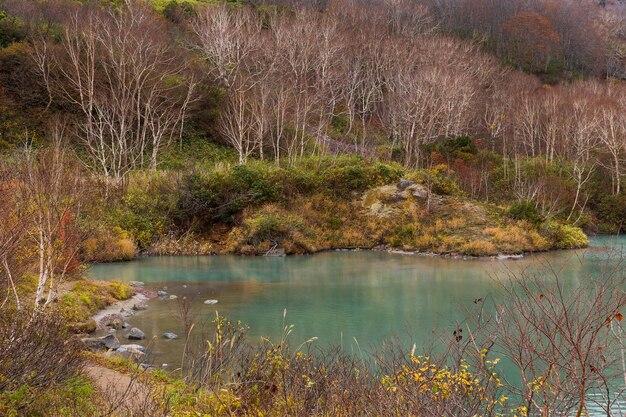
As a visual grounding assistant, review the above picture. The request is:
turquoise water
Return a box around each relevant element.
[89,236,625,363]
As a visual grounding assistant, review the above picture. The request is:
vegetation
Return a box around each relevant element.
[57,280,133,324]
[0,0,625,415]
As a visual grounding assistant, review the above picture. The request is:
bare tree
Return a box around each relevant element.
[484,260,626,417]
[36,0,194,181]
[14,127,85,315]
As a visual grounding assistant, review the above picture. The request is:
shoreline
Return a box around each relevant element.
[125,243,593,263]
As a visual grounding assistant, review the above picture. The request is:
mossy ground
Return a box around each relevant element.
[56,280,133,325]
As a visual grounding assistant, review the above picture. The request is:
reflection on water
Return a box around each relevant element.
[89,236,625,366]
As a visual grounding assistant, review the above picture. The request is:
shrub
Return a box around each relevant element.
[545,222,588,249]
[461,240,497,256]
[178,163,282,228]
[178,157,403,231]
[508,200,543,225]
[112,172,178,248]
[596,194,626,233]
[81,226,137,262]
[407,165,461,196]
[0,312,82,397]
[484,224,549,254]
[225,205,317,254]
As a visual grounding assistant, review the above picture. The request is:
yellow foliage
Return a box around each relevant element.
[461,240,497,256]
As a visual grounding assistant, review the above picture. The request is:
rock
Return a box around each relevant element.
[115,344,146,359]
[70,319,97,334]
[168,295,178,300]
[398,179,415,191]
[109,318,124,330]
[122,322,131,329]
[117,344,146,353]
[182,285,187,288]
[101,334,121,350]
[132,304,147,311]
[157,290,168,297]
[162,332,178,340]
[129,281,144,288]
[407,184,428,199]
[107,328,117,334]
[204,299,218,305]
[81,337,106,351]
[120,308,134,318]
[126,327,145,340]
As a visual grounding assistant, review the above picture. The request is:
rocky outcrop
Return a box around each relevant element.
[362,180,430,219]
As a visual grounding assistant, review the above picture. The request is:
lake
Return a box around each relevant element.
[89,235,626,367]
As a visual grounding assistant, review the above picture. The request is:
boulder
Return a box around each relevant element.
[101,334,121,350]
[398,179,415,191]
[204,299,218,305]
[81,337,106,351]
[132,304,147,311]
[115,344,146,359]
[407,184,428,199]
[168,295,178,300]
[109,318,124,330]
[126,327,145,340]
[129,281,144,288]
[122,322,131,329]
[162,332,178,340]
[117,344,145,353]
[157,290,168,297]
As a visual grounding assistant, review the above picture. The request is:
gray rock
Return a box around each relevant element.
[162,332,178,340]
[117,344,146,353]
[407,184,428,199]
[132,304,147,311]
[398,179,415,191]
[107,328,117,334]
[81,337,106,351]
[115,344,146,358]
[204,299,218,305]
[168,294,178,300]
[129,281,144,287]
[126,327,145,340]
[101,334,121,350]
[122,322,131,329]
[157,290,168,297]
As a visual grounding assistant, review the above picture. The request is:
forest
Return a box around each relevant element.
[1,0,626,415]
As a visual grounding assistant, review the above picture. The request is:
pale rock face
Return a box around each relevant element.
[361,181,429,219]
